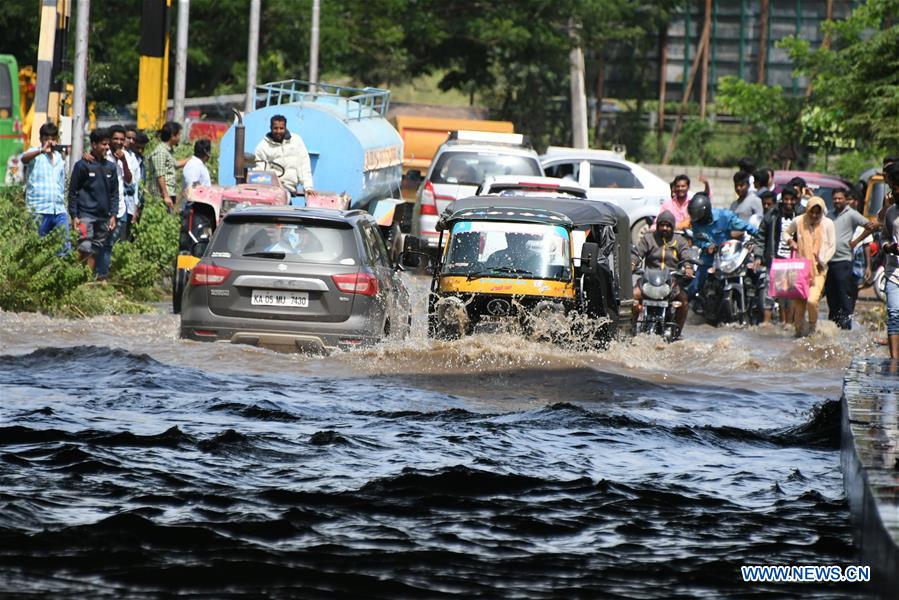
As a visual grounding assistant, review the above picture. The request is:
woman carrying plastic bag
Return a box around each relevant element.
[783,196,835,336]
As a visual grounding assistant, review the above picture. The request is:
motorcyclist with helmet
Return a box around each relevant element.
[686,193,758,302]
[632,210,693,334]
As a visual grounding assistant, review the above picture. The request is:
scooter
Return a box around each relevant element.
[696,236,764,326]
[634,248,700,342]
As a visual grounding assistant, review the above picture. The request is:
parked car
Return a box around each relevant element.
[541,147,669,240]
[180,206,411,353]
[476,175,588,198]
[409,130,544,252]
[772,170,851,212]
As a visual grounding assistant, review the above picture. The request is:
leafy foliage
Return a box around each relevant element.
[0,0,683,156]
[109,196,180,300]
[716,76,803,165]
[669,118,716,166]
[780,0,899,151]
[0,187,148,316]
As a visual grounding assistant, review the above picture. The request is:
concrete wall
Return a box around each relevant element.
[841,357,899,598]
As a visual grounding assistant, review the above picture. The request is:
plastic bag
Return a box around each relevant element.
[768,256,812,300]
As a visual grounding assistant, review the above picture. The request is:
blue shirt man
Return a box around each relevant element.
[21,122,69,243]
[687,201,757,297]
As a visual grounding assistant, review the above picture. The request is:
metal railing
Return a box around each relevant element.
[254,80,390,121]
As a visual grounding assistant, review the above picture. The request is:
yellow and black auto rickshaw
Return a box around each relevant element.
[402,195,633,343]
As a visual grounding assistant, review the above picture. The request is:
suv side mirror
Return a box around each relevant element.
[581,242,600,274]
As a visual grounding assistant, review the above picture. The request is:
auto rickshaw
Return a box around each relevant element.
[403,195,633,343]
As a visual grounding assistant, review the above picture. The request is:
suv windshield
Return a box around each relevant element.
[442,221,572,281]
[211,217,359,264]
[431,151,541,186]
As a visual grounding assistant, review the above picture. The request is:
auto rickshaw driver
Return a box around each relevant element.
[485,232,542,274]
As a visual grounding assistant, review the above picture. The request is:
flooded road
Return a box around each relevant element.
[0,274,883,598]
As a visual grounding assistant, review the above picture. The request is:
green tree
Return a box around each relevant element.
[716,76,803,165]
[780,0,899,151]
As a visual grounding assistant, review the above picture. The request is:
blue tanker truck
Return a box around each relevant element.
[218,80,409,234]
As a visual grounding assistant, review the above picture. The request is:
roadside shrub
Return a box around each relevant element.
[110,195,180,299]
[0,187,149,316]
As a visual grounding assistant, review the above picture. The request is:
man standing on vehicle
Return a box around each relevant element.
[756,186,804,325]
[730,171,764,224]
[21,122,68,246]
[825,189,879,329]
[68,128,119,274]
[686,193,757,302]
[147,121,188,212]
[254,115,314,200]
[632,210,692,335]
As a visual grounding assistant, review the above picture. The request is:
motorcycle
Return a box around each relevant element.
[634,247,700,342]
[695,235,764,326]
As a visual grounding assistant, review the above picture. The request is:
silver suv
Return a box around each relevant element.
[180,206,411,352]
[411,131,544,251]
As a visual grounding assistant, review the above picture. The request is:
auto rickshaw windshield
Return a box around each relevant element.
[442,221,572,280]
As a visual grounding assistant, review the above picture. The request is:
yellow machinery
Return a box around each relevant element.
[137,0,172,129]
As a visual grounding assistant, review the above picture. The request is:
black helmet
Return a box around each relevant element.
[688,193,712,225]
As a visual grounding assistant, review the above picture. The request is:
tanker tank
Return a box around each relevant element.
[218,80,406,226]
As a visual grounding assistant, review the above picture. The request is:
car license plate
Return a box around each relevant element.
[251,289,309,307]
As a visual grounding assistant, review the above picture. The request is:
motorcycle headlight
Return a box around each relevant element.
[717,255,742,273]
[642,283,670,300]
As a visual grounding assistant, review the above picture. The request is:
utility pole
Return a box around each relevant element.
[245,0,260,112]
[568,19,588,149]
[70,0,89,172]
[309,0,320,87]
[32,0,59,147]
[173,0,189,124]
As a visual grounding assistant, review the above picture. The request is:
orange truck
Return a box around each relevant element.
[392,116,514,194]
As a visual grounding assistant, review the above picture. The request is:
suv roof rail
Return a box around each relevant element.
[448,130,529,147]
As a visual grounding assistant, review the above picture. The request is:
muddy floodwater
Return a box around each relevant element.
[0,274,885,598]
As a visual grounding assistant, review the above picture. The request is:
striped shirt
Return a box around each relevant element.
[24,147,66,215]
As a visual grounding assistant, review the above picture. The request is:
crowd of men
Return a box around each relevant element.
[633,157,899,357]
[22,121,212,280]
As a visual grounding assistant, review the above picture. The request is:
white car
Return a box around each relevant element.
[411,131,544,251]
[476,175,587,198]
[541,147,669,240]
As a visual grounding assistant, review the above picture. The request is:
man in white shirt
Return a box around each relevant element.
[183,139,212,190]
[97,124,132,280]
[122,128,142,240]
[254,115,314,198]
